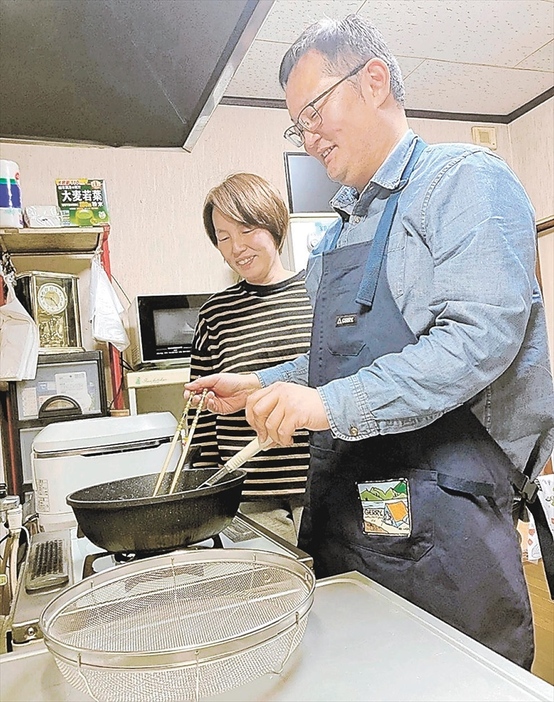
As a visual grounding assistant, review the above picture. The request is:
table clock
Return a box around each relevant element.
[15,271,83,352]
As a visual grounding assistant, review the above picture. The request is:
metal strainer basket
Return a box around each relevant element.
[40,549,315,702]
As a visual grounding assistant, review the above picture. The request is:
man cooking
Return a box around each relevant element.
[185,15,554,669]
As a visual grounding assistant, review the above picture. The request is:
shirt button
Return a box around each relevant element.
[349,426,359,437]
[351,215,361,224]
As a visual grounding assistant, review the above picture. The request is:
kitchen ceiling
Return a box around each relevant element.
[0,0,551,149]
[224,0,554,121]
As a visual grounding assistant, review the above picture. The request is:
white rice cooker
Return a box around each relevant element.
[31,412,179,531]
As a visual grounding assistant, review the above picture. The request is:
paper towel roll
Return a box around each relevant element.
[0,159,24,227]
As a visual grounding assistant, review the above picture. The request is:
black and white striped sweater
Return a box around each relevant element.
[189,271,313,499]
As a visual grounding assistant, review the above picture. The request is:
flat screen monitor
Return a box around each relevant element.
[284,152,341,214]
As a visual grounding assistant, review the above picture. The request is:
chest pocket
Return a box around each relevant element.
[321,247,370,359]
[328,339,366,357]
[326,305,370,358]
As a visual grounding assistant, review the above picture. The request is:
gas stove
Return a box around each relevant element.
[8,513,312,648]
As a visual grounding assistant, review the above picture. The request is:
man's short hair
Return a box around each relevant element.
[279,14,405,105]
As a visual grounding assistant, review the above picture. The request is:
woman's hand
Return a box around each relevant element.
[245,382,330,446]
[184,373,261,415]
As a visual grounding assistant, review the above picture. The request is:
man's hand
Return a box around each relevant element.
[245,382,330,445]
[184,373,261,414]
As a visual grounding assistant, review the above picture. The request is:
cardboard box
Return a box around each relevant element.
[55,179,109,226]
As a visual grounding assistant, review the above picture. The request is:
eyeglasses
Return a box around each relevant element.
[283,62,368,147]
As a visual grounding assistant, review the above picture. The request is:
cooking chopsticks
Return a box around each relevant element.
[167,389,208,495]
[152,389,207,497]
[153,390,272,495]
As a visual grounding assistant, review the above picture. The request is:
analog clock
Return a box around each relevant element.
[15,272,83,352]
[37,282,68,315]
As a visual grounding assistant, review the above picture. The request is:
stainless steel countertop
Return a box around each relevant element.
[1,571,552,702]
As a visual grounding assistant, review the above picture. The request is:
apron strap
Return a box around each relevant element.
[356,138,427,308]
[511,461,554,599]
[436,473,495,498]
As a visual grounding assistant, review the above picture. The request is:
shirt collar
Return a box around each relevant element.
[330,129,418,217]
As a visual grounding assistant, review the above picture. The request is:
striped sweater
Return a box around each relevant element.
[189,271,313,499]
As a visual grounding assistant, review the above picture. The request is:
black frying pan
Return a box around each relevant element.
[66,468,246,555]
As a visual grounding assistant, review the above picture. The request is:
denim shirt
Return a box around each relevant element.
[259,130,554,476]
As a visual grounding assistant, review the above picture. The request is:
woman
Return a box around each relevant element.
[189,173,312,543]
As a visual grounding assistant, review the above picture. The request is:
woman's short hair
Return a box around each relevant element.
[203,173,290,253]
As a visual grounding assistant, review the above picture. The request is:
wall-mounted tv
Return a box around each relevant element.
[284,152,341,214]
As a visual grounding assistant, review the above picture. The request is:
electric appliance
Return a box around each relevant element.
[7,350,107,496]
[127,293,211,368]
[31,412,179,532]
[288,213,339,273]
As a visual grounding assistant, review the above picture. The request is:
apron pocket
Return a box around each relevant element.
[307,442,435,564]
[327,340,366,357]
[351,467,436,562]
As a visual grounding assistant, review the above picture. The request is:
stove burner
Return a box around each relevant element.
[82,533,225,578]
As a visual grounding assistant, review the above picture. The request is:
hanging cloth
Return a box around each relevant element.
[89,254,129,352]
[0,276,39,380]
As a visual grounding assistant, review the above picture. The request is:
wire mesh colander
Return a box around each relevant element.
[40,549,315,702]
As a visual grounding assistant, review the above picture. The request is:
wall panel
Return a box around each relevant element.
[1,100,551,308]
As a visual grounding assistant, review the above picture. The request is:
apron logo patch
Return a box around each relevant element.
[336,314,357,327]
[357,479,411,536]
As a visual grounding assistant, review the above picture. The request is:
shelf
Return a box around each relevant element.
[0,227,106,255]
[0,222,124,498]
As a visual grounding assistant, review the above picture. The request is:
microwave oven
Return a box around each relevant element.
[127,293,212,368]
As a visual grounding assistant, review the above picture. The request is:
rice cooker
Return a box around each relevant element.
[31,412,179,531]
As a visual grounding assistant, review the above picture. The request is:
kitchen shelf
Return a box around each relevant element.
[0,226,105,255]
[0,223,123,497]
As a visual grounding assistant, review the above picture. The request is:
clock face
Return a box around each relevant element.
[37,282,68,315]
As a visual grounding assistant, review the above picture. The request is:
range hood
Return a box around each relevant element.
[0,0,273,151]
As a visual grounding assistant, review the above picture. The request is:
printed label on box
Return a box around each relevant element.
[55,178,109,226]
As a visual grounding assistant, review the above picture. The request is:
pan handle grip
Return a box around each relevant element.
[224,436,272,472]
[198,437,272,489]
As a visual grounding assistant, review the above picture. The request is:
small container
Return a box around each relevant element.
[0,159,23,228]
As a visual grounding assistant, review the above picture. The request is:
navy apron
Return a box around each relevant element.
[300,139,534,669]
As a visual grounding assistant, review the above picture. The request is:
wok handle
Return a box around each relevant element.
[198,437,272,488]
